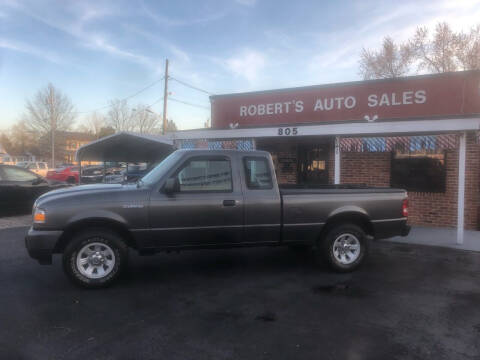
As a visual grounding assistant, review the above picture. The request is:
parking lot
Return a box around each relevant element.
[1,225,480,360]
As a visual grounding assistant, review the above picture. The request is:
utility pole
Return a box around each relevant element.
[51,125,55,168]
[49,85,56,169]
[162,59,169,135]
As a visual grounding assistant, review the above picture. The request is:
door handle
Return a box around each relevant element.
[223,199,236,207]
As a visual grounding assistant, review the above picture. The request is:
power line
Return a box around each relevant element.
[148,97,164,107]
[75,76,164,114]
[169,97,210,110]
[169,76,212,95]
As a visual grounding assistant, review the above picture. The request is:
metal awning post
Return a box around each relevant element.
[103,161,106,183]
[78,160,82,185]
[334,136,341,185]
[457,131,466,244]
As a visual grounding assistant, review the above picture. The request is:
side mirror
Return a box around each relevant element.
[164,177,179,195]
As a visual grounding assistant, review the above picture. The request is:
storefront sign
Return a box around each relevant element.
[211,71,480,129]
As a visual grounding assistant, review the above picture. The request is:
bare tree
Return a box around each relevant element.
[359,37,414,79]
[166,119,177,133]
[456,25,480,70]
[97,126,116,139]
[24,83,76,166]
[133,105,160,134]
[87,112,107,137]
[77,112,108,138]
[107,99,136,132]
[412,22,458,73]
[24,83,75,134]
[9,120,38,155]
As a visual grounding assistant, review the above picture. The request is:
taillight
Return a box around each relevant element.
[402,198,408,218]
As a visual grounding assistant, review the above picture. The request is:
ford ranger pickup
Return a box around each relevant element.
[26,149,410,288]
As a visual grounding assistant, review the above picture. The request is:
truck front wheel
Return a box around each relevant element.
[319,223,369,272]
[62,229,128,288]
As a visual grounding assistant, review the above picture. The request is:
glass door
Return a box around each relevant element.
[297,143,330,185]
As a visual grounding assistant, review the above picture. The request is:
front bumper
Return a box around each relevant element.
[25,227,63,265]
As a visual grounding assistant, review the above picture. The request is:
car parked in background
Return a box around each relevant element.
[104,163,153,184]
[80,166,104,184]
[80,165,124,184]
[46,166,79,184]
[123,164,151,182]
[16,162,49,177]
[0,164,67,216]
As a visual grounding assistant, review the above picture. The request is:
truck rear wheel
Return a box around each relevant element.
[62,229,128,288]
[319,223,368,272]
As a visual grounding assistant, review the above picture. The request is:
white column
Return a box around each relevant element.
[334,136,341,184]
[457,132,466,244]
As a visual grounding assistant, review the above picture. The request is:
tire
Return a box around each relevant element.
[67,176,76,184]
[319,223,369,272]
[62,228,128,288]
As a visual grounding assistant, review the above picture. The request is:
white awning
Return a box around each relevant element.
[171,118,480,140]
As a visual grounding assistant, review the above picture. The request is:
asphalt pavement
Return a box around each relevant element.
[1,226,479,360]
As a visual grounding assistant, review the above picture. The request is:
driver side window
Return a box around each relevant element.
[176,157,232,193]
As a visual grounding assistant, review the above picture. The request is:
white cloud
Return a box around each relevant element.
[84,35,155,68]
[124,25,191,65]
[0,38,64,64]
[141,1,226,27]
[225,50,266,84]
[1,1,162,71]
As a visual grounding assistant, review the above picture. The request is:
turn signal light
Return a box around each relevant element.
[402,198,408,218]
[34,209,46,223]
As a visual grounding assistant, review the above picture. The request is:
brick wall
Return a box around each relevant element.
[257,139,298,184]
[340,152,391,186]
[406,133,479,229]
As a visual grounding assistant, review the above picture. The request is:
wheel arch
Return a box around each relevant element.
[54,218,137,253]
[319,211,374,242]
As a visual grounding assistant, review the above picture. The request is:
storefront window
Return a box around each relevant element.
[297,143,329,185]
[390,150,446,193]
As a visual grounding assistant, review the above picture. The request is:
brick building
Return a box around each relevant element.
[173,71,480,241]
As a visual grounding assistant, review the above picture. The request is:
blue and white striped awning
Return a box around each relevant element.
[175,138,255,151]
[340,134,458,152]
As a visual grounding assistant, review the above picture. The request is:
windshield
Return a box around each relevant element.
[140,151,183,186]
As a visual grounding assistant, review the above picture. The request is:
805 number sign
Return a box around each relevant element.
[277,127,298,136]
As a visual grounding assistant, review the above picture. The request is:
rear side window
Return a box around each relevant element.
[2,166,38,182]
[243,157,273,190]
[177,157,232,192]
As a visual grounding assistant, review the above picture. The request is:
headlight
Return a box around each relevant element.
[33,208,46,224]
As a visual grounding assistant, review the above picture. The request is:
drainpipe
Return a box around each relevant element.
[334,136,341,185]
[457,131,466,244]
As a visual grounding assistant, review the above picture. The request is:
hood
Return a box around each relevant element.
[35,183,140,207]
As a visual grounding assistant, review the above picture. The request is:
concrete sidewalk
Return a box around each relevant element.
[387,226,480,252]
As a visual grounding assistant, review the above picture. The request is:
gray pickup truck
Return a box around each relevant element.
[26,149,410,288]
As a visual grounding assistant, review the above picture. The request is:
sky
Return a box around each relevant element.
[1,0,479,131]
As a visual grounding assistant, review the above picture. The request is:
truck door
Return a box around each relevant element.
[242,156,281,244]
[148,154,244,247]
